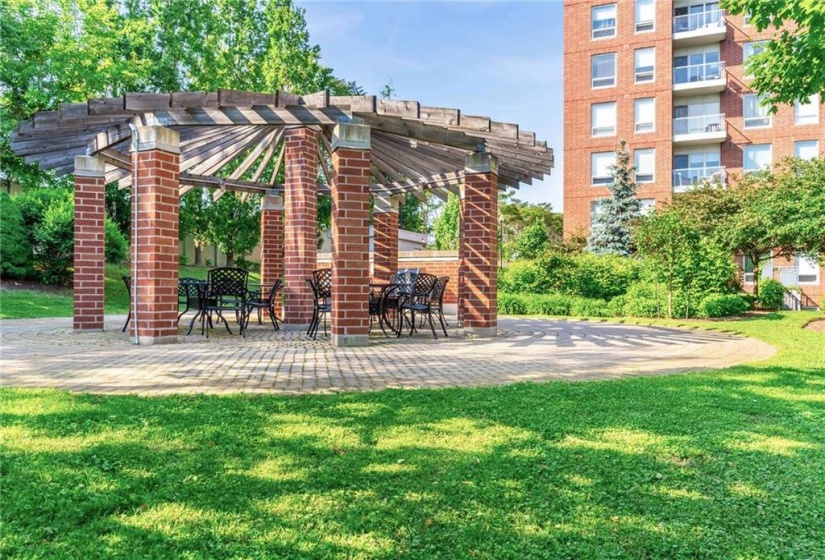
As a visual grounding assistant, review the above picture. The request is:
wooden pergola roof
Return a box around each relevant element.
[10,89,554,200]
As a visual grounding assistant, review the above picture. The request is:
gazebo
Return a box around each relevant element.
[11,89,554,346]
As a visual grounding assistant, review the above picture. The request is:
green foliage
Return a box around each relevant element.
[621,282,665,318]
[0,192,32,278]
[104,220,128,265]
[499,252,641,301]
[697,294,751,318]
[758,279,786,310]
[499,190,562,258]
[510,219,550,260]
[105,183,130,237]
[497,292,613,318]
[588,141,642,256]
[206,193,261,266]
[32,193,74,285]
[722,0,825,107]
[432,193,460,250]
[399,193,427,234]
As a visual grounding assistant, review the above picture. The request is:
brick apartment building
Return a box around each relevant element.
[563,0,824,307]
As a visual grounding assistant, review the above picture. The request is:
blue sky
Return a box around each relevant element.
[297,0,565,210]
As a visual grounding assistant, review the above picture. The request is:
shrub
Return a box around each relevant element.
[566,252,641,300]
[32,196,75,285]
[104,220,129,264]
[498,293,614,318]
[621,283,664,318]
[498,260,553,294]
[498,293,527,315]
[0,193,33,278]
[697,294,750,318]
[758,279,785,310]
[569,297,613,317]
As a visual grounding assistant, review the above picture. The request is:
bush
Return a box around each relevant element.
[758,279,785,310]
[498,293,528,315]
[621,283,665,318]
[697,294,751,318]
[0,193,33,278]
[498,260,554,294]
[104,220,129,264]
[498,293,614,318]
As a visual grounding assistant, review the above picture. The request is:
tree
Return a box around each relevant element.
[511,219,550,260]
[499,190,563,259]
[587,141,641,256]
[432,193,460,250]
[179,189,212,266]
[398,194,427,234]
[722,0,825,107]
[0,192,32,278]
[205,192,261,267]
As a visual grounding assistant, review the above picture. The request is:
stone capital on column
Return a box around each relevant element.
[133,125,180,154]
[331,123,371,151]
[464,152,499,175]
[373,193,400,214]
[261,190,284,211]
[74,155,106,178]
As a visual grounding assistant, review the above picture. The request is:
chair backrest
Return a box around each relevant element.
[412,273,437,297]
[312,268,332,298]
[207,267,248,297]
[122,275,131,294]
[178,277,201,299]
[430,276,449,305]
[391,269,418,294]
[264,278,283,304]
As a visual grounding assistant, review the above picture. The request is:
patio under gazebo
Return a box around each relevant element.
[11,89,554,347]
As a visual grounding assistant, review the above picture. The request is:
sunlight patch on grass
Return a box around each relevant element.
[118,502,214,537]
[361,462,418,475]
[563,473,595,487]
[248,457,308,482]
[728,432,818,456]
[743,386,825,403]
[265,413,363,448]
[727,482,768,498]
[648,486,709,501]
[554,428,678,456]
[376,418,532,453]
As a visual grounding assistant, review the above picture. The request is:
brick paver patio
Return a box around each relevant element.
[0,315,775,395]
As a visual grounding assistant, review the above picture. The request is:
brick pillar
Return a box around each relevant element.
[330,123,371,347]
[260,190,284,317]
[130,125,180,344]
[73,156,106,331]
[283,127,317,326]
[459,152,499,337]
[372,194,399,283]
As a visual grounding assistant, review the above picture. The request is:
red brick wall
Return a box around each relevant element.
[372,211,398,283]
[131,148,180,341]
[330,146,371,342]
[283,127,317,324]
[564,0,675,238]
[73,173,106,330]
[460,172,499,330]
[260,205,284,316]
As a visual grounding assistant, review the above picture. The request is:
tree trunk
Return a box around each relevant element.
[752,255,761,299]
[226,253,235,267]
[194,245,203,267]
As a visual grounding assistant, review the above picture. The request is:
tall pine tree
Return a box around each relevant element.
[587,141,642,256]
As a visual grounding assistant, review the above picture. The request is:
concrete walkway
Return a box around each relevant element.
[0,315,775,395]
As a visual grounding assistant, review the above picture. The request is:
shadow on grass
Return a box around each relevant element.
[2,363,824,558]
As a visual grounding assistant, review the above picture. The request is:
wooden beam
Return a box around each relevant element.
[276,90,301,107]
[419,106,460,126]
[300,90,329,108]
[125,93,172,111]
[329,95,376,113]
[229,128,282,180]
[377,100,420,118]
[358,113,480,152]
[152,106,350,127]
[190,126,272,176]
[218,89,277,107]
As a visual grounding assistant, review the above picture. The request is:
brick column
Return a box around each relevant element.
[260,190,284,317]
[130,125,180,344]
[372,194,399,283]
[330,123,371,347]
[73,156,106,331]
[459,152,499,337]
[283,127,317,326]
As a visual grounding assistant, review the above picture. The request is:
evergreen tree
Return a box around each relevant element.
[587,141,641,256]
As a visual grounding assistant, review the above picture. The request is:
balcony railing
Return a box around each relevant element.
[673,61,725,85]
[672,166,726,190]
[673,9,725,33]
[673,113,726,135]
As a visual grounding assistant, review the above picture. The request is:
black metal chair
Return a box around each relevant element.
[121,275,132,333]
[244,279,282,332]
[202,267,249,338]
[397,273,438,338]
[178,277,202,321]
[307,277,331,339]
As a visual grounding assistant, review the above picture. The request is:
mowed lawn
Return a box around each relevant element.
[2,313,824,559]
[0,265,260,319]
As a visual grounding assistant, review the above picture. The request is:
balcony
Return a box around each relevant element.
[673,113,727,145]
[672,166,726,192]
[673,61,726,96]
[673,9,727,46]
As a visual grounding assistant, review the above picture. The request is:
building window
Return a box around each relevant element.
[592,4,617,39]
[590,200,605,226]
[634,48,655,83]
[798,255,820,284]
[794,140,819,160]
[794,94,820,125]
[743,41,767,78]
[592,53,616,88]
[639,198,655,215]
[591,152,614,185]
[634,98,655,133]
[591,102,617,137]
[743,94,771,128]
[673,45,722,84]
[743,144,771,173]
[634,148,655,183]
[635,0,655,32]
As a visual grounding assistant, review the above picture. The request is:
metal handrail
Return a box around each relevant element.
[673,9,725,33]
[673,61,725,84]
[672,166,726,189]
[673,113,726,135]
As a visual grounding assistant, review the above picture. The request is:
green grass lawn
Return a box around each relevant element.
[0,265,260,319]
[2,312,824,558]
